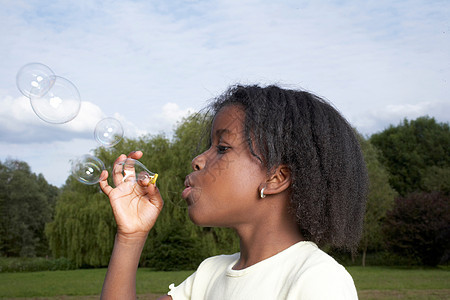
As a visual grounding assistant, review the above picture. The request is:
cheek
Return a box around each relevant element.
[232,174,260,198]
[224,163,264,197]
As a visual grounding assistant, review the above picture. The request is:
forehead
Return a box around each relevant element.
[212,105,245,135]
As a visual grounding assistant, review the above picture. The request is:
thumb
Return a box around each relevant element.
[145,183,164,212]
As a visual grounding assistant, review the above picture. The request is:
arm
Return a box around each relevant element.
[101,233,148,298]
[102,234,173,300]
[99,151,166,300]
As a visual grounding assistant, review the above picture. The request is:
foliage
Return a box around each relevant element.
[356,134,397,266]
[422,165,450,195]
[0,159,58,257]
[370,116,450,196]
[333,250,420,267]
[45,190,117,267]
[144,223,207,271]
[383,191,450,266]
[0,256,75,272]
[46,113,239,269]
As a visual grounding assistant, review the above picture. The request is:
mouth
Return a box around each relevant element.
[182,176,193,200]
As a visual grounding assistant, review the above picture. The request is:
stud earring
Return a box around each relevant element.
[260,187,266,199]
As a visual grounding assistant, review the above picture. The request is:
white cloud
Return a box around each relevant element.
[351,100,450,135]
[112,112,148,139]
[62,101,104,133]
[0,95,39,127]
[0,138,98,187]
[0,95,106,143]
[162,102,195,124]
[0,93,157,144]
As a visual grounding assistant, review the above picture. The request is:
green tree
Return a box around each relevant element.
[370,116,450,196]
[422,166,450,195]
[45,187,116,267]
[383,192,450,266]
[0,159,58,257]
[357,135,397,266]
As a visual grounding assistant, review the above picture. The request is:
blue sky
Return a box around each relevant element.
[0,0,449,186]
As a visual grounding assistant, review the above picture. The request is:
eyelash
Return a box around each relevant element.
[216,145,230,154]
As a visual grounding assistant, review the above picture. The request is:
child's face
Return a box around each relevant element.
[182,105,268,227]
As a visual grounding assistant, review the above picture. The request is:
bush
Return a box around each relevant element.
[142,222,208,271]
[383,192,450,266]
[0,257,76,272]
[330,249,420,267]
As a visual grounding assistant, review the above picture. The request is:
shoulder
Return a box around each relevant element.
[167,253,240,299]
[287,242,358,299]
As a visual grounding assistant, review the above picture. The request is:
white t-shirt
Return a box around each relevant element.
[168,241,358,300]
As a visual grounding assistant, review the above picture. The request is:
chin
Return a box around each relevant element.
[187,209,214,227]
[187,207,201,224]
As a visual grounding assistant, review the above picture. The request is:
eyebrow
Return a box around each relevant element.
[215,128,232,138]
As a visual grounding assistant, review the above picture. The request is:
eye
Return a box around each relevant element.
[216,145,230,154]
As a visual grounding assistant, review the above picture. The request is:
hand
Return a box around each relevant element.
[99,151,163,240]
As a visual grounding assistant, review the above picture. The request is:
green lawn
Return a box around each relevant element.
[348,266,450,299]
[0,266,449,299]
[0,268,192,298]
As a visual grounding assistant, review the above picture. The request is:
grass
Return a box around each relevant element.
[0,268,192,298]
[348,266,450,299]
[0,266,448,299]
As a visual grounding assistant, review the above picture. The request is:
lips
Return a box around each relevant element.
[182,176,193,200]
[182,186,192,200]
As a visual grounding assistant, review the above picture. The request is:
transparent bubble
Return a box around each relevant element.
[16,63,55,98]
[114,158,158,187]
[71,155,106,185]
[29,75,81,124]
[94,117,124,147]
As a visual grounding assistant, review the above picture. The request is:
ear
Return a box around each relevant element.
[260,165,292,196]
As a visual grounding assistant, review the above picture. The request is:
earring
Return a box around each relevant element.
[260,187,266,199]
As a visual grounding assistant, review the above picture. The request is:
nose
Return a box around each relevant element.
[191,152,206,171]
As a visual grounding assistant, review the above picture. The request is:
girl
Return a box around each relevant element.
[99,85,368,299]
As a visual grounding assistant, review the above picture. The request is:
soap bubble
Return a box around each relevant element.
[94,117,124,147]
[71,155,106,185]
[29,75,81,124]
[16,63,55,98]
[114,158,158,187]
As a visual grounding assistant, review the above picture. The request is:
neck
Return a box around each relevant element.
[232,200,303,270]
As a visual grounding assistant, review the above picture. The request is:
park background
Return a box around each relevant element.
[0,0,449,298]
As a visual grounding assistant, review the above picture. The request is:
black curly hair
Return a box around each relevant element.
[208,84,368,249]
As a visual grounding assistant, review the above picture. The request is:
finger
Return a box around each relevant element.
[113,154,127,165]
[113,154,127,187]
[122,158,137,183]
[99,170,113,196]
[127,150,143,160]
[137,171,151,187]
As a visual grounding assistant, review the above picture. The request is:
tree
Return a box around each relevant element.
[357,135,397,266]
[45,188,116,267]
[383,192,450,266]
[370,117,450,196]
[422,166,450,195]
[0,159,58,257]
